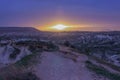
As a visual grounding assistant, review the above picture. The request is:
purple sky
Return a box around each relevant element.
[0,0,120,31]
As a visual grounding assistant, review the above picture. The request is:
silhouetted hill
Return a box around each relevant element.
[0,27,40,33]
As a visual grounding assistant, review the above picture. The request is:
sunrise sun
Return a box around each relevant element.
[51,24,69,30]
[37,24,71,32]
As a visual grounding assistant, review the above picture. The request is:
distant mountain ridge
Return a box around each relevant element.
[0,27,40,33]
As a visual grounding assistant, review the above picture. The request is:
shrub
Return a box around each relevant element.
[63,41,71,47]
[15,52,40,67]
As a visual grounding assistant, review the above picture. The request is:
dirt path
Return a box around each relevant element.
[33,45,111,80]
[33,51,95,80]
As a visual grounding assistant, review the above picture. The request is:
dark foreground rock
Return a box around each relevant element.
[8,72,40,80]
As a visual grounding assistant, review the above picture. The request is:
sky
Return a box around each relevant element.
[0,0,120,31]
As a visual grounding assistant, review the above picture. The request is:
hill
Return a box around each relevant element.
[0,27,40,33]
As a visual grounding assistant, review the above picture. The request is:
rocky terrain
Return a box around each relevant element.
[0,27,120,80]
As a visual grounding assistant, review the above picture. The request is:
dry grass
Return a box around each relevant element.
[85,61,120,80]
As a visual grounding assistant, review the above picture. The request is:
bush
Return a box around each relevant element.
[64,41,71,47]
[15,52,39,67]
[46,42,59,51]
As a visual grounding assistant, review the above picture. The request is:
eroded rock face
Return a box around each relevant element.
[0,40,59,68]
[9,47,21,59]
[0,45,15,64]
[0,45,31,66]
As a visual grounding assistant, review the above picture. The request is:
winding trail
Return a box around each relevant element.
[33,45,110,80]
[34,49,94,80]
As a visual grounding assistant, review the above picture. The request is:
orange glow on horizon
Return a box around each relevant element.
[35,20,102,32]
[36,20,74,32]
[37,24,72,32]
